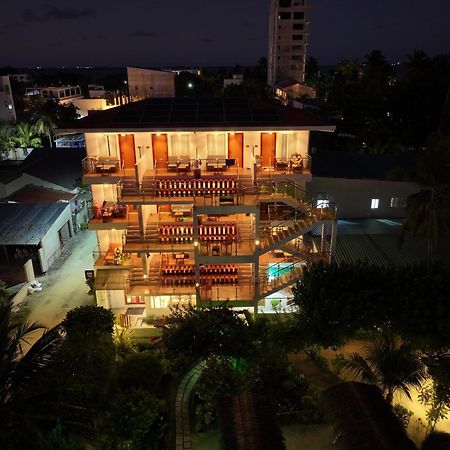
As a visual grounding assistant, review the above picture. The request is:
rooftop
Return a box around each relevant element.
[7,185,75,203]
[311,150,415,180]
[0,202,68,246]
[333,219,450,266]
[0,147,85,190]
[57,97,334,132]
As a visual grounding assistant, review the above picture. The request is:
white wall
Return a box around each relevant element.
[91,184,117,206]
[306,177,419,219]
[134,132,153,179]
[71,98,113,118]
[107,289,127,308]
[39,203,73,269]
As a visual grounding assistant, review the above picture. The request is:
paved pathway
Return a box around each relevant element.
[22,230,97,347]
[174,361,207,450]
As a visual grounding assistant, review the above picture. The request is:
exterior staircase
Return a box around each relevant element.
[258,264,305,299]
[130,266,146,286]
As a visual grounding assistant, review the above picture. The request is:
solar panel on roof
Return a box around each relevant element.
[114,111,143,123]
[252,109,280,122]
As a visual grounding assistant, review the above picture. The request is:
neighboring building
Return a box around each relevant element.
[0,201,74,275]
[25,84,128,118]
[224,74,244,89]
[275,79,316,106]
[306,151,418,219]
[0,76,17,122]
[0,147,89,232]
[58,97,336,331]
[55,135,85,148]
[9,73,32,84]
[169,68,202,76]
[268,0,308,89]
[127,67,175,100]
[26,85,83,104]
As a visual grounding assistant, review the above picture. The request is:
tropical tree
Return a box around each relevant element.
[14,122,41,149]
[0,122,16,157]
[343,330,426,405]
[0,297,63,448]
[35,115,56,148]
[401,136,450,267]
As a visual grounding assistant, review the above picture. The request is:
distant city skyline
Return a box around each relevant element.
[1,0,450,67]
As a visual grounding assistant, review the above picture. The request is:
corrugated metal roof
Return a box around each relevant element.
[0,202,68,245]
[329,219,450,267]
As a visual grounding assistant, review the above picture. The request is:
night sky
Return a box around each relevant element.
[1,0,450,68]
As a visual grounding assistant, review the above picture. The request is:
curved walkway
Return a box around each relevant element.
[174,360,207,450]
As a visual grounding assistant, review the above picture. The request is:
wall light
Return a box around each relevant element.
[255,240,260,246]
[194,241,199,247]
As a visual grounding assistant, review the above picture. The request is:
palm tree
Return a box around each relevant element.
[0,297,63,448]
[35,115,56,148]
[401,136,450,268]
[0,123,16,158]
[14,122,41,149]
[343,330,426,405]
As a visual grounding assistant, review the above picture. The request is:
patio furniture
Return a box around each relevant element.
[167,156,179,172]
[206,155,227,173]
[275,160,289,171]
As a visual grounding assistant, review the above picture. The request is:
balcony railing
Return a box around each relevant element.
[90,202,130,224]
[82,156,124,175]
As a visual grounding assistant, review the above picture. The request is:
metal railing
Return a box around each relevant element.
[82,156,124,175]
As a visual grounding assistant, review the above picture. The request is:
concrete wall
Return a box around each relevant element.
[71,98,114,118]
[39,203,73,271]
[127,67,175,99]
[306,176,418,219]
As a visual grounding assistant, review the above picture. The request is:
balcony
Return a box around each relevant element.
[82,156,134,183]
[94,246,140,268]
[89,203,138,230]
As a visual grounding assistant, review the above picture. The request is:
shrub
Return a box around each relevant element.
[421,431,450,450]
[62,305,114,336]
[393,404,414,428]
[118,353,164,393]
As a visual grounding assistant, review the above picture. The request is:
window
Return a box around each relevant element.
[171,134,190,157]
[371,198,380,209]
[291,55,303,61]
[292,45,303,51]
[292,34,303,40]
[293,23,304,30]
[206,133,226,156]
[293,12,304,19]
[278,12,291,19]
[390,197,406,208]
[126,295,145,305]
[294,1,305,5]
[279,0,291,7]
[317,199,330,209]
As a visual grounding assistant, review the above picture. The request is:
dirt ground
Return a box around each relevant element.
[18,230,97,347]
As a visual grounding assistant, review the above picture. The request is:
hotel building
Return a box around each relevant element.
[59,98,336,332]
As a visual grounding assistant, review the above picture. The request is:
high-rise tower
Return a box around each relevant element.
[268,0,308,89]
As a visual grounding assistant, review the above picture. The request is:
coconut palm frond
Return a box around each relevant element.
[343,352,378,385]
